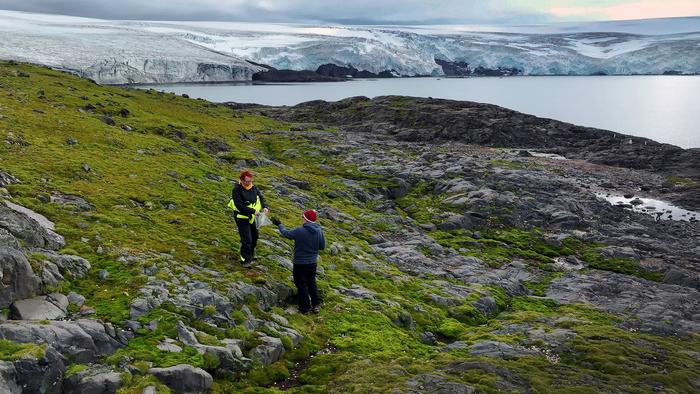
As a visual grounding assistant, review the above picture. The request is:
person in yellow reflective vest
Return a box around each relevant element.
[231,170,268,267]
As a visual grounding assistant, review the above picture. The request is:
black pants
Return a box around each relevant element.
[235,218,258,263]
[293,263,319,313]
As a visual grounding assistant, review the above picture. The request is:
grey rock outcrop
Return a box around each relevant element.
[227,280,293,311]
[0,201,64,250]
[49,194,94,211]
[176,321,250,372]
[149,364,213,394]
[249,336,285,366]
[0,247,39,308]
[0,361,21,394]
[0,171,19,188]
[10,295,67,320]
[468,341,538,359]
[0,228,20,249]
[0,319,123,363]
[63,365,123,394]
[1,346,66,394]
[406,373,476,394]
[548,270,700,336]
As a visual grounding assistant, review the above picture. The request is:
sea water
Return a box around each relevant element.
[140,75,700,149]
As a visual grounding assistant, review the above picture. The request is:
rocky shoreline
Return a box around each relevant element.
[254,95,700,210]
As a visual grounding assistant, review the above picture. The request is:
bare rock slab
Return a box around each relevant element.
[149,364,212,394]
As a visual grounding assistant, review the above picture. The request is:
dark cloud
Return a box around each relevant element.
[0,0,551,24]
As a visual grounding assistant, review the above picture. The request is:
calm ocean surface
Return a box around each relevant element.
[140,76,700,149]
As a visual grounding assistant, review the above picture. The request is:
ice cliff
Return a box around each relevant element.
[1,10,698,83]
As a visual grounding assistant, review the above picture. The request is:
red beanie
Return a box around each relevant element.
[303,209,317,222]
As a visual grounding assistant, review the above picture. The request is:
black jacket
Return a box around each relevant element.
[232,183,267,218]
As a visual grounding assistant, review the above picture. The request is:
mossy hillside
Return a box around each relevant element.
[1,62,699,392]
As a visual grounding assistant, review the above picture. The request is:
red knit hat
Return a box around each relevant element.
[303,209,317,222]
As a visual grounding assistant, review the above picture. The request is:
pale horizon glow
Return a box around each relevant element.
[549,0,700,21]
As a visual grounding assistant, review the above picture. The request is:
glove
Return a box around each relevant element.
[271,217,281,226]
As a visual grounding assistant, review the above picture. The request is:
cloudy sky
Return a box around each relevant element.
[1,0,699,24]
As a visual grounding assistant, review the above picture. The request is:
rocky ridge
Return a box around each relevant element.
[260,95,700,210]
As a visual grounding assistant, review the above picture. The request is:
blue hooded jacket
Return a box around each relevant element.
[278,222,325,264]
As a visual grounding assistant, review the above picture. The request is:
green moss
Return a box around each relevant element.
[65,363,89,377]
[580,248,662,281]
[448,303,487,326]
[195,331,222,347]
[666,175,698,187]
[510,296,558,314]
[433,318,465,339]
[0,340,46,361]
[243,361,289,386]
[116,375,170,394]
[489,159,527,169]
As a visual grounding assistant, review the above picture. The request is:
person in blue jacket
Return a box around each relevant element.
[271,209,325,314]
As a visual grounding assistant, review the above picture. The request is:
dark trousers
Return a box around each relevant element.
[293,263,319,312]
[235,218,258,262]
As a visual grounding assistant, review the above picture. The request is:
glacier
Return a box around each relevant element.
[1,10,699,84]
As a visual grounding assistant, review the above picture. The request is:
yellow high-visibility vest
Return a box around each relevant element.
[229,195,262,224]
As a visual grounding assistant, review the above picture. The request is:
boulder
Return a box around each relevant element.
[0,171,19,187]
[471,297,498,316]
[63,365,123,394]
[388,177,410,199]
[10,295,67,320]
[441,341,469,352]
[663,268,700,289]
[337,284,376,300]
[0,361,20,394]
[0,201,64,250]
[176,321,249,372]
[0,248,40,308]
[187,288,233,317]
[198,344,249,372]
[11,346,66,394]
[437,212,486,231]
[405,373,476,394]
[249,336,285,366]
[149,364,213,394]
[157,342,183,353]
[39,260,64,288]
[419,332,437,345]
[67,292,86,307]
[49,194,94,211]
[227,280,292,311]
[175,320,198,346]
[0,319,122,363]
[0,228,20,249]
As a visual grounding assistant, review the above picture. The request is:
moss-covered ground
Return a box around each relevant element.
[1,61,699,393]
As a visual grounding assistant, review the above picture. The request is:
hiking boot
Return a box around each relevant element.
[241,260,252,268]
[311,305,321,314]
